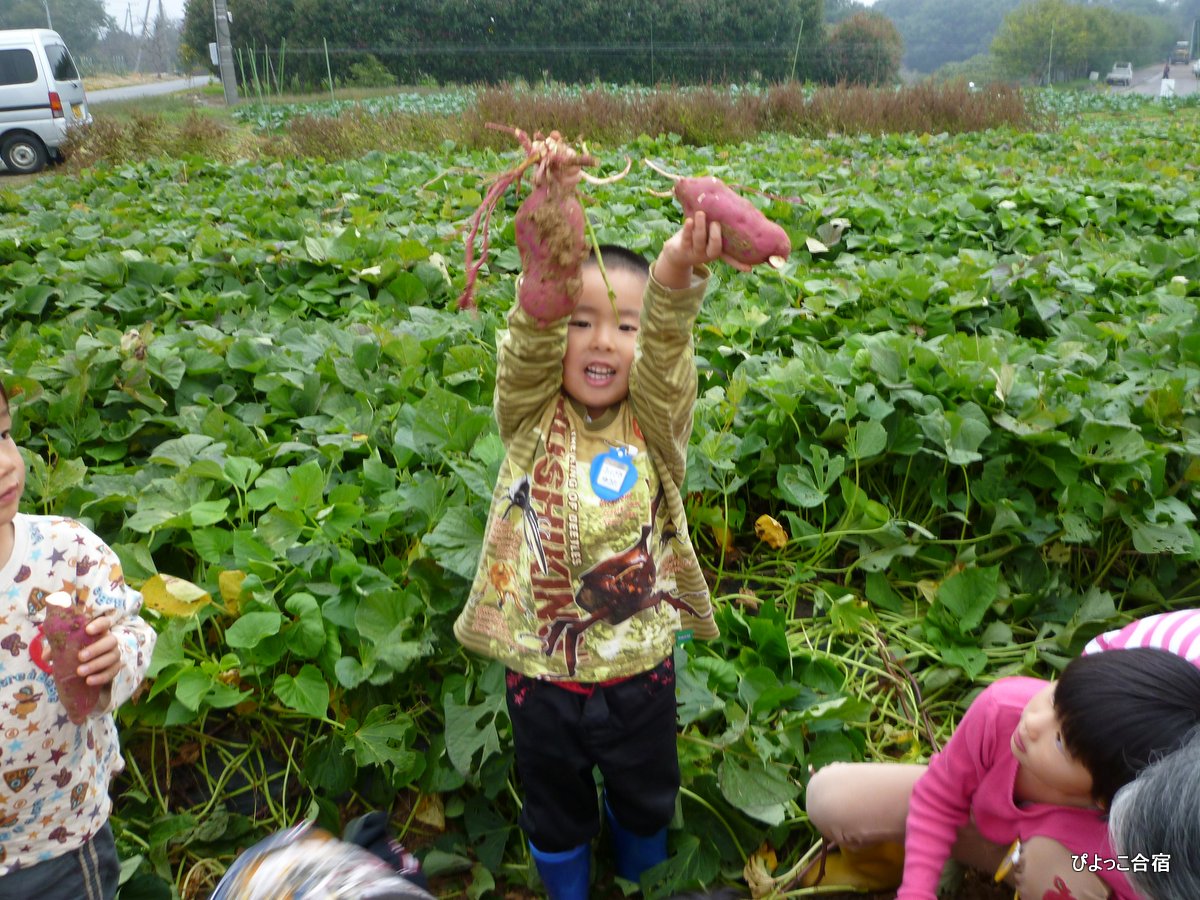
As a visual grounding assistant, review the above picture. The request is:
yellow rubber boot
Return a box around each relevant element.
[798,842,905,892]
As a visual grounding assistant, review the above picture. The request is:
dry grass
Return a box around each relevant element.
[292,81,1033,158]
[466,80,1031,147]
[52,81,1035,171]
[282,107,457,160]
[61,111,266,170]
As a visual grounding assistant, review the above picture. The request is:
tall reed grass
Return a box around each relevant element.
[64,81,1034,168]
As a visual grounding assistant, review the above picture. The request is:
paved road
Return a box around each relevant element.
[1110,62,1198,97]
[88,75,215,104]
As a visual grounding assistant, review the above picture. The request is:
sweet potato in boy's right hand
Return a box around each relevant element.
[42,591,102,724]
[80,615,122,686]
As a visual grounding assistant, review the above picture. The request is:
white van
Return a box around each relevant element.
[0,29,91,174]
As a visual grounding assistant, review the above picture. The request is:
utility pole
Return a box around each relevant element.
[132,0,152,72]
[41,0,52,29]
[1046,22,1055,87]
[212,0,239,104]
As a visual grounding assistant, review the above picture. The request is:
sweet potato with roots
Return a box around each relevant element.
[458,125,629,325]
[42,591,101,724]
[513,170,587,323]
[646,160,792,268]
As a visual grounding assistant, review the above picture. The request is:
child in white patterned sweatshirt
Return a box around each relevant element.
[0,378,156,900]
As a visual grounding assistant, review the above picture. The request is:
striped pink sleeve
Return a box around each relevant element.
[1083,610,1200,665]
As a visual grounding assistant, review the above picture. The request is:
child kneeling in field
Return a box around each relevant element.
[454,213,749,898]
[803,647,1200,900]
[0,379,156,899]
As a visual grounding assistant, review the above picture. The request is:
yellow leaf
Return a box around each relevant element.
[141,574,212,617]
[219,569,247,613]
[751,841,777,872]
[414,793,446,830]
[1045,542,1071,565]
[710,522,735,552]
[754,514,789,549]
[879,724,922,760]
[234,699,258,716]
[916,578,940,604]
[744,841,779,897]
[1184,457,1200,482]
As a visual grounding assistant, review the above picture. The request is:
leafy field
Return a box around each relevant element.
[2,92,1200,898]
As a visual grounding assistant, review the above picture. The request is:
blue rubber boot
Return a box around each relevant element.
[530,840,590,900]
[605,802,667,884]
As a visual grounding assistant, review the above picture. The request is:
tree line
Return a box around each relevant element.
[179,0,904,88]
[877,0,1194,75]
[0,0,110,53]
[991,0,1181,83]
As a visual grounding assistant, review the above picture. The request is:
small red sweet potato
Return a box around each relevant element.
[42,591,101,724]
[674,176,791,267]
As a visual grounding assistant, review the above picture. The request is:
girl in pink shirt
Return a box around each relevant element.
[805,647,1200,899]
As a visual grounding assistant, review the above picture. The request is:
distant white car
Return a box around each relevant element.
[1194,59,1200,78]
[1106,62,1133,86]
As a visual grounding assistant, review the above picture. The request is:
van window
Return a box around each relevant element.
[0,48,39,86]
[44,44,79,81]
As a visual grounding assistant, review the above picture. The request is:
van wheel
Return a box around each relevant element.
[1,134,49,175]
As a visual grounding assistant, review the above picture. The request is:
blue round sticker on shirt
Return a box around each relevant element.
[590,447,638,501]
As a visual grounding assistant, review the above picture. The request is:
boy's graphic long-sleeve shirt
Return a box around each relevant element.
[454,268,719,680]
[898,677,1135,900]
[0,514,156,875]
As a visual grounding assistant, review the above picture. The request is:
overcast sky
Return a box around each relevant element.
[104,0,186,31]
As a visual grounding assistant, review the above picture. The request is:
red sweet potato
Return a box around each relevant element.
[458,126,598,325]
[42,591,101,724]
[673,176,791,267]
[513,166,587,323]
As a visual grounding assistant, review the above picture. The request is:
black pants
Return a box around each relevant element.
[0,821,119,900]
[505,658,680,853]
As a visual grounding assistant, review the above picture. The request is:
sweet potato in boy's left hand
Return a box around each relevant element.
[672,176,791,268]
[655,212,750,289]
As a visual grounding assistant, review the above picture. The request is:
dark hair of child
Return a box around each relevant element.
[586,245,650,278]
[1055,646,1200,809]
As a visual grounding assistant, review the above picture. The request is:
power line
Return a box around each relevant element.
[235,42,810,56]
